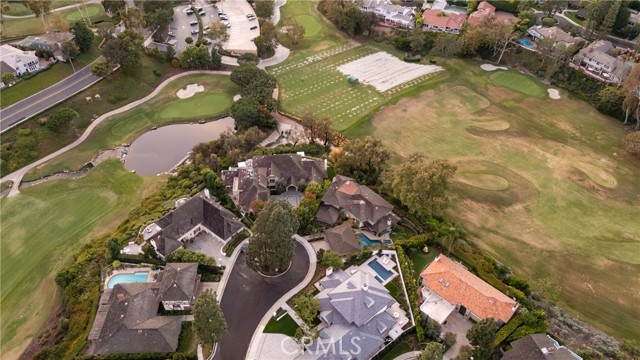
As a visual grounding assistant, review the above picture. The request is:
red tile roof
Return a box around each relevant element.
[420,255,518,323]
[422,10,467,30]
[468,1,519,26]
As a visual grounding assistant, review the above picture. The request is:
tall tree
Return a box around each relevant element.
[622,65,640,124]
[296,192,319,235]
[96,22,116,40]
[335,137,390,185]
[466,318,499,360]
[292,293,320,325]
[142,1,174,41]
[62,41,80,60]
[383,153,457,220]
[255,20,278,55]
[432,32,461,61]
[49,12,69,32]
[101,0,126,16]
[193,289,227,346]
[320,250,344,269]
[117,29,143,75]
[254,0,275,18]
[179,45,212,70]
[585,0,612,39]
[281,16,305,46]
[540,0,568,17]
[207,21,230,49]
[416,342,446,360]
[71,21,94,53]
[245,201,299,273]
[602,0,622,37]
[91,59,111,77]
[21,0,52,29]
[122,6,145,31]
[211,48,222,70]
[624,131,640,155]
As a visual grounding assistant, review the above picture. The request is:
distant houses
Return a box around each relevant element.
[572,40,633,84]
[88,263,200,355]
[526,25,580,47]
[503,333,583,360]
[361,0,415,29]
[143,192,244,259]
[422,9,467,34]
[0,44,42,76]
[16,33,74,61]
[467,1,519,27]
[221,152,327,214]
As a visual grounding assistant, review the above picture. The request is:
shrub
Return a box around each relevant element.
[506,275,531,295]
[542,17,556,27]
[107,92,129,104]
[45,108,78,132]
[443,332,457,349]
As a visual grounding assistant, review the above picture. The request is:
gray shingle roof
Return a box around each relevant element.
[328,271,395,327]
[158,263,199,302]
[323,221,361,256]
[503,334,582,360]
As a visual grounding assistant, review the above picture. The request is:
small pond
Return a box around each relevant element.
[124,117,235,175]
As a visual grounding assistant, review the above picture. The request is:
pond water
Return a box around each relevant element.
[124,117,235,176]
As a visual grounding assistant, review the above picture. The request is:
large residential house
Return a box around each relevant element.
[467,1,519,27]
[361,0,414,28]
[422,9,467,34]
[16,33,74,61]
[88,263,199,355]
[143,191,244,259]
[315,175,400,235]
[298,268,405,359]
[503,334,583,360]
[221,153,327,214]
[419,255,518,325]
[573,40,633,84]
[323,220,361,256]
[0,44,41,76]
[526,25,579,46]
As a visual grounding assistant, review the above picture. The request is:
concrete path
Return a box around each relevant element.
[246,235,317,360]
[1,0,101,19]
[394,351,421,360]
[0,70,231,197]
[1,56,105,133]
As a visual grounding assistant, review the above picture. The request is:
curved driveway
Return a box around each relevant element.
[214,242,310,360]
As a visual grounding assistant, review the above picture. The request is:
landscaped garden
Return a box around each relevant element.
[0,160,165,359]
[348,59,640,340]
[264,313,300,337]
[24,73,240,180]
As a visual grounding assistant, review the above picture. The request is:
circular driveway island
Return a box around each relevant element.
[214,242,310,360]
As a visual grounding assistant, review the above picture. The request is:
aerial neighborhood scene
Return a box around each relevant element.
[2,0,640,359]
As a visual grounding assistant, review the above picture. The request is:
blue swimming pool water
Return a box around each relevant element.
[518,38,534,47]
[368,260,394,282]
[107,272,149,288]
[356,233,377,247]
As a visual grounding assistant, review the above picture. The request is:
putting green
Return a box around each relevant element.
[65,4,103,21]
[158,92,233,119]
[489,71,545,97]
[298,14,322,37]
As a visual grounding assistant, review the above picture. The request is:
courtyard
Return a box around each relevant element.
[184,231,230,267]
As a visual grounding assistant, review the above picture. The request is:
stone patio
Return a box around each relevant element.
[184,232,229,267]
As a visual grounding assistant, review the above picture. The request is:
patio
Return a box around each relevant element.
[441,312,474,360]
[183,231,229,267]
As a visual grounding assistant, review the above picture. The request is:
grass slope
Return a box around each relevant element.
[2,4,108,39]
[25,74,240,180]
[0,160,164,358]
[348,59,640,340]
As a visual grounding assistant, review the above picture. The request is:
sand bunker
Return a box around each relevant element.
[470,120,510,131]
[573,162,617,189]
[176,84,204,99]
[337,52,443,92]
[456,173,510,191]
[548,89,561,99]
[233,94,242,102]
[481,64,508,72]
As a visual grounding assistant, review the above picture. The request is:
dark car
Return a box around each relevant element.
[250,25,257,30]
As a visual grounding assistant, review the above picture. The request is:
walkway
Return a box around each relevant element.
[394,351,421,360]
[1,0,101,19]
[0,70,230,197]
[246,235,317,360]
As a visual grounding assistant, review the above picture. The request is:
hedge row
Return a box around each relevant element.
[394,246,425,343]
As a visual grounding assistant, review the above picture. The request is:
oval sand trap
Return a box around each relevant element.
[573,162,617,188]
[456,173,510,191]
[481,64,508,72]
[548,89,560,99]
[470,120,510,131]
[177,83,204,99]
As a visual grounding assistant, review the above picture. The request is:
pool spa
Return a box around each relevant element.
[356,233,392,248]
[107,272,150,289]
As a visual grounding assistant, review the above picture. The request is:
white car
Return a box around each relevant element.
[168,31,176,37]
[190,21,198,26]
[191,29,199,35]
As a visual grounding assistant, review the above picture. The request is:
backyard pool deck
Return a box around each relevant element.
[103,267,156,289]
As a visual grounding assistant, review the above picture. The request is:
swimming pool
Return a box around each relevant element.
[107,272,149,288]
[356,233,392,248]
[367,259,394,282]
[518,38,534,47]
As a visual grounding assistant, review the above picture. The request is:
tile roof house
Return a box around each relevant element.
[419,254,518,325]
[467,1,519,27]
[503,334,583,360]
[298,268,405,359]
[144,192,244,259]
[0,44,42,76]
[422,9,467,34]
[221,152,327,213]
[361,0,415,28]
[572,40,633,84]
[323,220,361,256]
[315,175,400,235]
[88,263,199,355]
[527,25,579,46]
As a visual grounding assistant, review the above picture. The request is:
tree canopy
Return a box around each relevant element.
[383,153,457,220]
[71,21,94,53]
[143,1,174,41]
[320,250,344,269]
[245,200,299,273]
[193,289,227,346]
[179,45,212,70]
[292,292,320,325]
[167,248,216,266]
[102,29,143,76]
[416,342,446,360]
[334,137,390,185]
[466,318,499,360]
[46,108,78,133]
[254,0,275,18]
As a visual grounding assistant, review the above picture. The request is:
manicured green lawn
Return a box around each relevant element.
[380,342,414,360]
[349,58,640,340]
[564,11,585,25]
[488,70,546,97]
[4,0,81,15]
[408,249,440,276]
[264,314,299,337]
[0,160,164,359]
[64,3,104,21]
[385,281,400,299]
[2,4,107,39]
[0,37,102,109]
[25,74,240,180]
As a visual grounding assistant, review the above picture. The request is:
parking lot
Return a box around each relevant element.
[218,0,259,54]
[168,0,219,54]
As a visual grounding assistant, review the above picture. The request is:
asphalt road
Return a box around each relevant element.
[214,243,310,360]
[0,59,102,133]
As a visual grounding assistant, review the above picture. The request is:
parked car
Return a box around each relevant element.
[191,29,199,35]
[250,25,258,30]
[246,13,254,18]
[220,15,228,20]
[195,6,203,11]
[218,11,225,16]
[199,11,206,16]
[204,26,210,31]
[249,17,256,21]
[186,9,194,15]
[168,31,176,37]
[190,21,198,26]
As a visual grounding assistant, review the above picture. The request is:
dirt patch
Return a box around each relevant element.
[572,162,618,189]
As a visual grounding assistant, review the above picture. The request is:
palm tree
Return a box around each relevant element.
[445,224,465,256]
